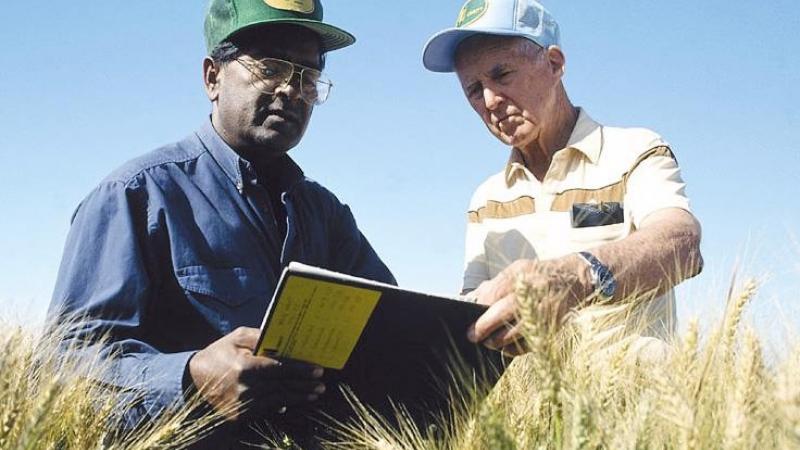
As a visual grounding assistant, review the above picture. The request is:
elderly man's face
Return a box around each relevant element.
[206,25,322,162]
[455,36,563,150]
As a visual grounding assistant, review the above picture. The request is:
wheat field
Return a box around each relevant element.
[3,276,799,449]
[322,277,800,450]
[0,320,225,449]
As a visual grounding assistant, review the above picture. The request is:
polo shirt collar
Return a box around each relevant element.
[504,107,603,186]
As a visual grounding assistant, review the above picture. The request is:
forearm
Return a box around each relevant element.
[587,208,703,302]
[61,330,195,426]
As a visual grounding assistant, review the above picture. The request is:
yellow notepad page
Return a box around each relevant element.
[256,276,381,369]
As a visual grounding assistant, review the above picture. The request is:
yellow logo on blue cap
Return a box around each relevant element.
[265,0,315,14]
[456,0,488,27]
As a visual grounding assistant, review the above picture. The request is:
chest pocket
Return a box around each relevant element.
[568,201,628,243]
[175,266,269,307]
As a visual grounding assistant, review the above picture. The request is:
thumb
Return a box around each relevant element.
[229,327,261,350]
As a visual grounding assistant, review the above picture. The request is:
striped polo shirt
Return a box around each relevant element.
[463,108,692,338]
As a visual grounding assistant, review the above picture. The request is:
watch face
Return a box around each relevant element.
[579,251,616,299]
[600,277,617,298]
[597,267,616,298]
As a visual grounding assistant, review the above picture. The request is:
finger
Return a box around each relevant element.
[474,280,508,306]
[230,326,261,350]
[495,322,524,348]
[483,326,507,351]
[471,281,493,305]
[462,290,478,303]
[244,355,324,380]
[467,295,516,343]
[473,271,518,307]
[484,322,523,350]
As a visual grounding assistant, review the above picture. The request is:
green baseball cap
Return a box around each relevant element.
[204,0,355,54]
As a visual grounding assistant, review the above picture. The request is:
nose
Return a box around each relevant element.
[482,86,503,111]
[273,71,303,99]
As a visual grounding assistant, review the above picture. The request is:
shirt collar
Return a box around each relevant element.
[195,119,304,194]
[504,108,603,186]
[504,148,528,186]
[565,108,603,164]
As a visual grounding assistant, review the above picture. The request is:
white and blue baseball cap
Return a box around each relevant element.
[423,0,561,73]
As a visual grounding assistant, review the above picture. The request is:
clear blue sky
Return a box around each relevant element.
[1,1,798,345]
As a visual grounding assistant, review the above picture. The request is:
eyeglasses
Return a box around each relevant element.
[235,57,332,105]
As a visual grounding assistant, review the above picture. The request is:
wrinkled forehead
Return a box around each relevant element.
[234,24,324,67]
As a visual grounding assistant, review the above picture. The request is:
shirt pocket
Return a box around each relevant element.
[175,265,268,308]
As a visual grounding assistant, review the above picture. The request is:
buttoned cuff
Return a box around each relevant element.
[142,350,197,417]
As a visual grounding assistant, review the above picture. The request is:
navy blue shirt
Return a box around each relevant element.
[48,121,396,427]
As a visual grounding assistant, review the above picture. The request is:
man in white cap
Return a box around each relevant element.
[423,0,703,354]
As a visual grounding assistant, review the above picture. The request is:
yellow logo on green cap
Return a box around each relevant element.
[456,0,488,27]
[265,0,315,14]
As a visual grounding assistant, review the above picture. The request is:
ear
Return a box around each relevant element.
[546,46,566,78]
[203,57,221,102]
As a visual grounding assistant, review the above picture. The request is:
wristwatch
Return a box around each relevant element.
[577,251,617,300]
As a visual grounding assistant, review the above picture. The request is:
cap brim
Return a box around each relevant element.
[422,27,538,73]
[228,19,356,53]
[288,19,356,52]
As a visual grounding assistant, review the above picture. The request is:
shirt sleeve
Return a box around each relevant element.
[462,215,490,293]
[48,180,194,428]
[330,202,397,286]
[624,148,692,229]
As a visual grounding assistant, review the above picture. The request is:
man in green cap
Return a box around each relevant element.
[48,0,395,446]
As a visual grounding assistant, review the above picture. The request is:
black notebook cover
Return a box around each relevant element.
[254,263,506,433]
